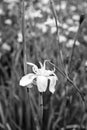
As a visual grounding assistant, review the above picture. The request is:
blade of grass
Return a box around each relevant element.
[68,24,80,74]
[50,0,65,71]
[47,61,85,104]
[28,92,40,130]
[39,92,43,128]
[22,0,27,75]
[21,1,32,129]
[68,14,85,74]
[0,102,5,124]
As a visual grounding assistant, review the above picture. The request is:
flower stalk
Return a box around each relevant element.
[39,92,43,128]
[22,0,27,75]
[50,0,64,70]
[68,14,85,74]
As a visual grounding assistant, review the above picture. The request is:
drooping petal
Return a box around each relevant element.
[48,76,58,93]
[19,73,36,87]
[36,76,48,92]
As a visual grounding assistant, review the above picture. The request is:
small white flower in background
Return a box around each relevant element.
[19,60,58,93]
[60,1,67,10]
[5,19,12,25]
[2,43,11,51]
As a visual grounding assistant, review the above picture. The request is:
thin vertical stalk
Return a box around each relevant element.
[28,92,40,130]
[22,0,27,74]
[39,92,43,129]
[63,85,67,130]
[68,14,85,75]
[50,0,64,71]
[21,1,31,129]
[68,25,80,75]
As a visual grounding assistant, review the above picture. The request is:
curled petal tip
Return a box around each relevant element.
[27,62,35,66]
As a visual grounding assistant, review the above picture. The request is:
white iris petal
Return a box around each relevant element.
[36,76,48,92]
[49,76,58,93]
[20,73,36,86]
[19,60,58,93]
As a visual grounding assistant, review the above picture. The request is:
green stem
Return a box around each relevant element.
[29,92,40,130]
[68,14,85,75]
[39,92,43,128]
[68,25,80,74]
[50,0,64,71]
[22,0,27,74]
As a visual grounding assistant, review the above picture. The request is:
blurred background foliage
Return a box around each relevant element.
[0,0,87,130]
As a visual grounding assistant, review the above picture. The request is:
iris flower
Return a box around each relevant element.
[19,60,58,93]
